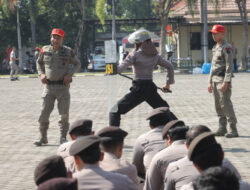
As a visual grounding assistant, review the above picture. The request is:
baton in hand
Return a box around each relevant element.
[119,73,172,93]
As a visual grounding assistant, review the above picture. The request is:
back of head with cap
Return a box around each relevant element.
[186,125,211,146]
[69,119,93,138]
[188,132,224,171]
[34,155,67,186]
[37,177,78,190]
[162,120,188,142]
[69,136,109,165]
[147,107,177,128]
[97,127,128,154]
[193,166,239,190]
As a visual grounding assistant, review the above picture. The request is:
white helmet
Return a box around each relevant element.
[128,29,151,44]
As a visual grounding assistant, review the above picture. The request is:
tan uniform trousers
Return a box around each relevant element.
[9,62,19,78]
[38,85,70,137]
[212,82,237,129]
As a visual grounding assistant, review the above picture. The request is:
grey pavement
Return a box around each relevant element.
[0,72,250,189]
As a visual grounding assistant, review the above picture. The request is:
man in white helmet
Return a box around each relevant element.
[109,29,176,127]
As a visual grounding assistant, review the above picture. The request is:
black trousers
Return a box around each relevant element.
[109,80,171,126]
[233,59,238,72]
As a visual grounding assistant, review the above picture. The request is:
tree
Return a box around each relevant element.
[156,0,177,58]
[28,0,38,51]
[0,0,23,68]
[74,0,87,61]
[235,0,248,71]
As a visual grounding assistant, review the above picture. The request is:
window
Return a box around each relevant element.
[190,32,201,50]
[190,32,216,50]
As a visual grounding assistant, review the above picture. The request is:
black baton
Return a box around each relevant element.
[118,73,172,93]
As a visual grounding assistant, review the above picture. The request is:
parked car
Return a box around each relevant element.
[87,54,106,71]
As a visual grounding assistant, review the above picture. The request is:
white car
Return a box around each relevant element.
[87,54,106,71]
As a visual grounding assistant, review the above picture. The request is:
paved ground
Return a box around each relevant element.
[0,72,250,189]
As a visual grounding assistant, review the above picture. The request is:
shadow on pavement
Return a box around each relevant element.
[224,148,250,153]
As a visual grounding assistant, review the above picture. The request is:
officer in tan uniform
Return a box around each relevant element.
[180,132,250,190]
[57,119,94,173]
[132,107,176,179]
[9,47,19,81]
[35,28,80,146]
[97,127,139,187]
[208,25,238,138]
[164,125,241,190]
[144,120,188,190]
[69,135,138,190]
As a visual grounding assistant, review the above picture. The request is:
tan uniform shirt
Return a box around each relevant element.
[118,49,174,85]
[9,50,16,64]
[100,152,139,186]
[73,164,138,190]
[57,141,76,173]
[36,45,80,80]
[132,126,166,177]
[208,40,233,83]
[165,157,241,190]
[144,140,187,190]
[164,156,199,190]
[180,181,250,190]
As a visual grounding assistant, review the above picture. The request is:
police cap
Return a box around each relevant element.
[68,119,92,135]
[162,120,185,139]
[188,132,217,161]
[69,135,110,156]
[146,107,170,121]
[34,155,67,185]
[97,127,128,141]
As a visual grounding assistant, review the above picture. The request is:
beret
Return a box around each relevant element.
[188,132,216,160]
[146,107,170,120]
[162,120,185,139]
[69,135,110,156]
[97,127,128,141]
[34,155,67,185]
[68,119,92,134]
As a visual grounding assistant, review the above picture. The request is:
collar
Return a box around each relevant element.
[104,152,118,160]
[83,163,100,170]
[172,139,186,145]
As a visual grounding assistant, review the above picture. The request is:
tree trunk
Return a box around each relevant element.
[236,0,248,71]
[75,0,86,66]
[30,19,36,51]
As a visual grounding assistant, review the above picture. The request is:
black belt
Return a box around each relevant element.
[47,80,64,85]
[213,71,225,77]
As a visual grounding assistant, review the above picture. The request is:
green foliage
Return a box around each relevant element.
[186,0,220,15]
[96,0,106,25]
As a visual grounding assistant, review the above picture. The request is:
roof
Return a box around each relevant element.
[170,0,250,24]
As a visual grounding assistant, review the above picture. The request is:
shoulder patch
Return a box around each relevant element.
[40,48,43,55]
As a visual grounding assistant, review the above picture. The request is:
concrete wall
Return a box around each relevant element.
[178,24,250,66]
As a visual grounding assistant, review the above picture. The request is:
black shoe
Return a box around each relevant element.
[215,130,227,137]
[10,78,15,81]
[34,137,48,146]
